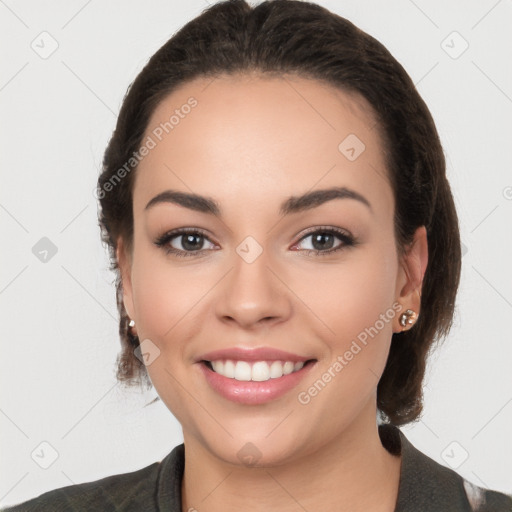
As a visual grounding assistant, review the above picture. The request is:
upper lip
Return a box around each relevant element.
[196,347,314,363]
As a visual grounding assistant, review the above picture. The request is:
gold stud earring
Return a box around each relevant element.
[399,309,417,329]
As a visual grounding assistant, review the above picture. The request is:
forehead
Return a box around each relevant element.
[134,73,392,217]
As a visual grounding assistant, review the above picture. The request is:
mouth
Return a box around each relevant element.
[201,358,317,382]
[197,358,318,405]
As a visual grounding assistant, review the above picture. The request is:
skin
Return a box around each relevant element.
[117,73,428,512]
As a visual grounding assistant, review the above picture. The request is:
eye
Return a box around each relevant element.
[154,226,356,258]
[292,227,356,256]
[154,228,216,257]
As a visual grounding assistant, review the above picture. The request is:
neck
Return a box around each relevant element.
[181,402,401,512]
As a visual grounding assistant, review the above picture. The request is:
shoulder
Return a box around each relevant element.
[461,479,512,512]
[379,424,512,512]
[1,458,162,512]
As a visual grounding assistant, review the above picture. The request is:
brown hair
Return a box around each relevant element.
[97,0,461,425]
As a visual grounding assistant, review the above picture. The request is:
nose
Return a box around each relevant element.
[215,246,292,330]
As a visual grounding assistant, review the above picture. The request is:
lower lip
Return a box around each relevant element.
[197,361,316,405]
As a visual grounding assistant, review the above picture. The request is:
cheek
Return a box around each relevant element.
[128,249,204,417]
[300,243,399,344]
[302,243,399,399]
[131,264,177,339]
[293,245,399,422]
[129,241,203,344]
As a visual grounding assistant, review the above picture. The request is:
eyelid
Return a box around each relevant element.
[294,225,353,242]
[155,226,213,241]
[154,227,217,250]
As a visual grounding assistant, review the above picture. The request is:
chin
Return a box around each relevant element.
[200,430,314,469]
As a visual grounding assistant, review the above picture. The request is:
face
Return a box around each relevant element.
[118,73,426,467]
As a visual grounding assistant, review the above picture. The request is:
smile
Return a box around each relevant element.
[204,359,308,382]
[198,358,317,405]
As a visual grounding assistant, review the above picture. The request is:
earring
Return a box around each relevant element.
[128,318,137,337]
[399,309,417,329]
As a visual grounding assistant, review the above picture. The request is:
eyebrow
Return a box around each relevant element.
[144,186,372,216]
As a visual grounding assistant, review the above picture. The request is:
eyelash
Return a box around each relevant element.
[154,226,357,258]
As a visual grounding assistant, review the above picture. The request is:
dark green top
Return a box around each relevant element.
[2,424,511,511]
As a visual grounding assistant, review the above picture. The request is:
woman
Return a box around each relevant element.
[3,0,511,510]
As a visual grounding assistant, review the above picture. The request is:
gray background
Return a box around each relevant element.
[1,0,511,506]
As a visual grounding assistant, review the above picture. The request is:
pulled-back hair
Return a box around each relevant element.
[97,0,461,426]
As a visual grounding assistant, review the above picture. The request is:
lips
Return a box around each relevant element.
[196,346,313,363]
[195,346,317,405]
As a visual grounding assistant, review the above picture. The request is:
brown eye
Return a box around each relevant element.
[154,229,216,257]
[293,228,356,256]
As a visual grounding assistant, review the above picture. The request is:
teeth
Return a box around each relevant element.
[269,361,283,379]
[211,360,224,374]
[283,361,295,375]
[223,360,235,378]
[208,359,306,381]
[252,361,270,382]
[234,361,252,381]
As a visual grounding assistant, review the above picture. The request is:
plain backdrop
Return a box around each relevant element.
[1,0,511,507]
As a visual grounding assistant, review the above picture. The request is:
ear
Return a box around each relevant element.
[116,236,136,323]
[393,226,428,333]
